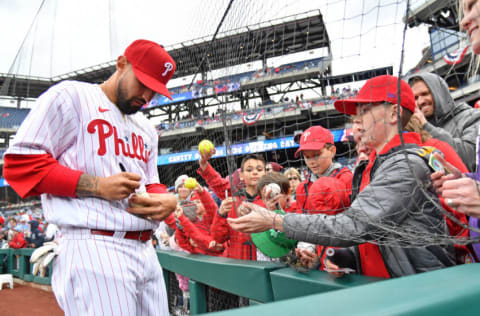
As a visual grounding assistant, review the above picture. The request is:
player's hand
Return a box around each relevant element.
[95,172,141,200]
[324,259,345,278]
[127,193,177,221]
[219,197,233,216]
[199,148,216,170]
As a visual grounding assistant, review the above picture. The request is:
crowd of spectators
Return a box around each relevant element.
[156,87,359,133]
[149,71,480,311]
[0,208,59,250]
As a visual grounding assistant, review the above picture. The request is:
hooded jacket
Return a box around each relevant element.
[26,220,44,248]
[283,133,456,278]
[409,73,480,171]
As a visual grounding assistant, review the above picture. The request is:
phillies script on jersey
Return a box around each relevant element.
[88,119,150,163]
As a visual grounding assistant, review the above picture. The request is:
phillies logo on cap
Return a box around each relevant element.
[303,131,311,142]
[163,62,173,76]
[124,39,176,100]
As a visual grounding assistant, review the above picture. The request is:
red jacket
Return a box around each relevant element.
[175,214,224,256]
[295,165,353,214]
[9,232,27,249]
[194,189,218,229]
[198,163,266,260]
[174,188,224,255]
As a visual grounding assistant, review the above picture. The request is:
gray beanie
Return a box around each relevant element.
[175,175,189,192]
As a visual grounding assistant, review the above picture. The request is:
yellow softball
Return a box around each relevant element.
[184,177,198,190]
[198,139,215,155]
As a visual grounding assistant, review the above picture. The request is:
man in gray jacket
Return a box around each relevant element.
[228,75,456,278]
[409,72,480,171]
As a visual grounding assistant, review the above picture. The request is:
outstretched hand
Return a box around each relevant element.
[227,206,278,234]
[199,148,216,170]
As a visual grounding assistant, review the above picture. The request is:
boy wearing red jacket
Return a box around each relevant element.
[295,126,353,214]
[199,152,266,260]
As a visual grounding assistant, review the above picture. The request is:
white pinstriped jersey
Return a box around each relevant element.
[7,80,160,231]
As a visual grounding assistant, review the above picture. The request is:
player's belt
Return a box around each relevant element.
[90,229,153,242]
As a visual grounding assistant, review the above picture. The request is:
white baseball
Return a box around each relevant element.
[266,183,281,199]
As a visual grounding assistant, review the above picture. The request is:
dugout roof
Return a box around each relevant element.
[0,10,330,99]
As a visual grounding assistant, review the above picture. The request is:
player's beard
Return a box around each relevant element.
[116,78,143,115]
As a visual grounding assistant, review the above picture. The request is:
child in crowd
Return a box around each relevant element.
[199,152,266,260]
[293,126,353,270]
[283,168,301,200]
[173,199,225,256]
[295,125,353,214]
[255,172,297,214]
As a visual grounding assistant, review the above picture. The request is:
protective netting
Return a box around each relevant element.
[3,0,480,308]
[153,0,480,263]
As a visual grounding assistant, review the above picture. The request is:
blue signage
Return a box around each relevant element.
[158,137,298,166]
[157,128,350,166]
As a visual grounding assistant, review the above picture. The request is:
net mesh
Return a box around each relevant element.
[2,0,480,312]
[155,0,479,255]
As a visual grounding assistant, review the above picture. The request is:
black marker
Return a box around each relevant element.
[119,162,126,172]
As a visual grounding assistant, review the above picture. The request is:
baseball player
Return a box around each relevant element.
[3,39,177,315]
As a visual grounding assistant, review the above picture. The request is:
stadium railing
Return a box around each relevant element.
[1,248,52,285]
[209,263,480,316]
[3,248,480,315]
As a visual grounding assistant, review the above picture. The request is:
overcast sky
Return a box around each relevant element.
[0,0,430,76]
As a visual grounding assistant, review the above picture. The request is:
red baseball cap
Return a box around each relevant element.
[294,126,333,158]
[334,75,415,115]
[124,39,176,100]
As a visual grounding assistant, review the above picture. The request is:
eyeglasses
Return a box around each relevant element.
[288,177,299,181]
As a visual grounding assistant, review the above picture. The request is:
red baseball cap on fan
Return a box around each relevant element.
[124,39,176,100]
[294,126,334,158]
[333,75,415,115]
